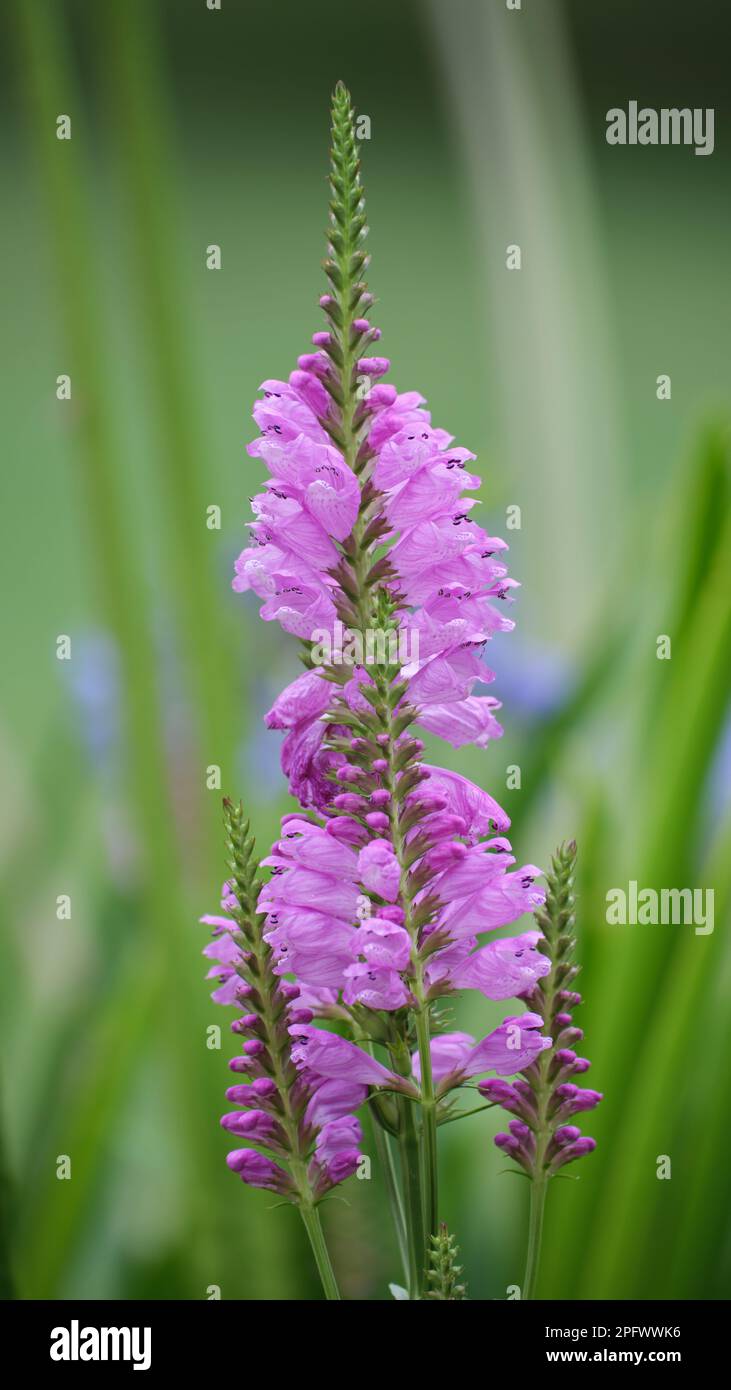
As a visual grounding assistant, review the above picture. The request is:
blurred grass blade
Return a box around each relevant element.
[98,0,242,799]
[0,1079,15,1299]
[540,429,731,1297]
[12,0,227,1294]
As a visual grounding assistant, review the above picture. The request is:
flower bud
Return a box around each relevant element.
[278,983,300,1002]
[332,793,364,813]
[252,1077,278,1098]
[225,1149,293,1194]
[288,1008,314,1025]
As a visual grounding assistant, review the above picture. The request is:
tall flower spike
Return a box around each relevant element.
[480,841,601,1299]
[226,82,558,1301]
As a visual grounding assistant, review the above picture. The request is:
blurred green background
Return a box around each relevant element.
[1,0,730,1300]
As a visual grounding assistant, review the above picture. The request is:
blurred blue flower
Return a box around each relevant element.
[704,709,731,824]
[240,677,286,798]
[487,636,573,723]
[63,631,121,770]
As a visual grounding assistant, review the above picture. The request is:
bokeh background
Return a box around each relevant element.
[2,0,730,1300]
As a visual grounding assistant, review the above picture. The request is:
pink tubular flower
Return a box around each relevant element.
[447,932,551,999]
[351,917,412,969]
[342,961,411,1010]
[290,1024,415,1093]
[314,1116,362,1165]
[413,765,511,841]
[411,1032,476,1084]
[457,1013,552,1079]
[413,1015,552,1094]
[357,838,401,901]
[305,1078,368,1128]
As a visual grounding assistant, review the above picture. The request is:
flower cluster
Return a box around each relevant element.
[240,377,513,803]
[259,803,548,1019]
[223,81,553,1169]
[288,1014,551,1096]
[480,842,602,1176]
[230,336,557,1116]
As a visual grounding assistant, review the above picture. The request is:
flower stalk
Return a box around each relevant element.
[397,1094,427,1298]
[370,1120,410,1286]
[523,1173,548,1303]
[415,1006,439,1243]
[297,1197,341,1302]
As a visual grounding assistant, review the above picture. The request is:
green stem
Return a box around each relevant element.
[371,1116,410,1286]
[298,1203,342,1301]
[440,1102,496,1125]
[415,1006,438,1248]
[397,1095,426,1299]
[523,1174,548,1301]
[355,1029,409,1284]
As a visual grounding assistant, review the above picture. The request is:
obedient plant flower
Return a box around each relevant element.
[480,841,601,1299]
[290,1023,414,1090]
[202,82,598,1301]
